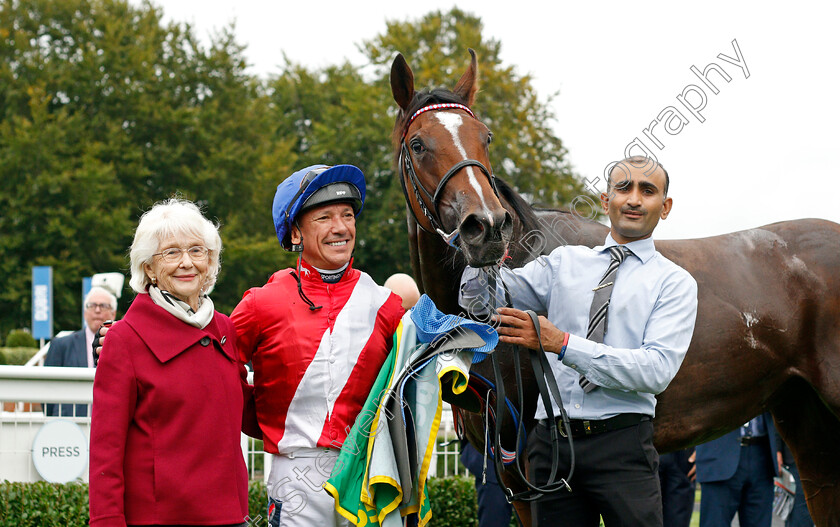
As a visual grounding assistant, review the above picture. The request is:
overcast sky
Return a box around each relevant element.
[145,0,840,241]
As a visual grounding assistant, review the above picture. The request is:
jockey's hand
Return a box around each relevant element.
[92,321,112,366]
[493,307,566,354]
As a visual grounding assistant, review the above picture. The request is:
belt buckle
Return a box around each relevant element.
[555,420,567,438]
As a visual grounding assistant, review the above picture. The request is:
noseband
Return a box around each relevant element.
[398,103,499,247]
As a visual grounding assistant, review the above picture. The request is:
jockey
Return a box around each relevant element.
[231,164,405,527]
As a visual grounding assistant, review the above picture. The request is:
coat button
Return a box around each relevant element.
[200,336,211,347]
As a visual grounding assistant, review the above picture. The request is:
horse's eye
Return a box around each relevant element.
[487,132,494,145]
[410,139,425,155]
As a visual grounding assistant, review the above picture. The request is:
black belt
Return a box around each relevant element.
[539,413,649,438]
[739,435,768,447]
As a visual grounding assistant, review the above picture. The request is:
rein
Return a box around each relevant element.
[398,103,499,248]
[486,271,574,502]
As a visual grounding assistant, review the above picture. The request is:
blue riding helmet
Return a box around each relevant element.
[272,164,366,250]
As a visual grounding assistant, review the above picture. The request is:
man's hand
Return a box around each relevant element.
[493,307,566,354]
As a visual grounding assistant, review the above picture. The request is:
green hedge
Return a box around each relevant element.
[0,347,38,365]
[0,481,89,527]
[1,477,518,526]
[5,330,37,349]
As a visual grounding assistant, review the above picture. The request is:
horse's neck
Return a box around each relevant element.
[408,219,466,315]
[506,207,609,267]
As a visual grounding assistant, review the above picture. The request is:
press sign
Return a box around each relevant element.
[32,420,88,483]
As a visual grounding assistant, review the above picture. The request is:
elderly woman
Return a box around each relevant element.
[89,199,252,527]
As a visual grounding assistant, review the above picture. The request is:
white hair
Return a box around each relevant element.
[84,286,117,311]
[129,199,222,294]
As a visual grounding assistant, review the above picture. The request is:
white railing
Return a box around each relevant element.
[24,331,72,367]
[0,365,467,483]
[433,402,464,478]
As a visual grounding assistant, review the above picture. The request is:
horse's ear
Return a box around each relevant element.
[453,48,478,107]
[391,53,415,112]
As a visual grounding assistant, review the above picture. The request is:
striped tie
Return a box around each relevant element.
[580,246,630,393]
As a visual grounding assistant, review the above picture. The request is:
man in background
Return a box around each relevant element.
[695,414,778,527]
[659,446,696,527]
[45,286,117,416]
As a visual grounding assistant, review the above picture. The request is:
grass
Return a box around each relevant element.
[691,486,701,527]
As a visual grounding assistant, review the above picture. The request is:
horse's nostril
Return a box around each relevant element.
[461,211,510,244]
[460,214,485,243]
[502,211,513,235]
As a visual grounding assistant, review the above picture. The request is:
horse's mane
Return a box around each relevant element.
[494,178,542,234]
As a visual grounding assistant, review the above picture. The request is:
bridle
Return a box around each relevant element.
[397,103,499,247]
[397,101,574,502]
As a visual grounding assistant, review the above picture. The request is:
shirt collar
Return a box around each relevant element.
[84,326,95,368]
[597,233,657,264]
[299,257,356,283]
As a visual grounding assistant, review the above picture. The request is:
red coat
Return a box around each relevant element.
[89,293,250,527]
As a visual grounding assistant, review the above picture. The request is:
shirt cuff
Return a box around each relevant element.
[560,334,597,375]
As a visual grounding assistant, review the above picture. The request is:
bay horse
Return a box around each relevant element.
[390,49,840,526]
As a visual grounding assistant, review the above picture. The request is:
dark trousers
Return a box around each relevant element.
[528,419,662,527]
[460,442,514,527]
[699,442,774,527]
[658,448,696,527]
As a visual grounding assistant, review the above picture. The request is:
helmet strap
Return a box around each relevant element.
[293,254,322,311]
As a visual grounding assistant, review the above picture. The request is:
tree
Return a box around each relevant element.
[0,0,278,332]
[269,8,588,282]
[364,8,585,205]
[0,3,588,333]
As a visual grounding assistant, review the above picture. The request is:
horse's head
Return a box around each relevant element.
[391,49,513,267]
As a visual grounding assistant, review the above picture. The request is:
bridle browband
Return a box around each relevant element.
[398,103,499,247]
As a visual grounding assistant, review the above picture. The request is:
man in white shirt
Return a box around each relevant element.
[459,156,698,526]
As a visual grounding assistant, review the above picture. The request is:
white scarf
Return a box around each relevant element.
[148,285,215,329]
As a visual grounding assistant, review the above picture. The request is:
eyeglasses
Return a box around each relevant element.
[85,302,114,311]
[153,245,210,263]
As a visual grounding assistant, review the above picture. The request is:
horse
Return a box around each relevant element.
[390,49,840,526]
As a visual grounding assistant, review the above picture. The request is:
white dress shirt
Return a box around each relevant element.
[459,234,698,421]
[85,326,95,368]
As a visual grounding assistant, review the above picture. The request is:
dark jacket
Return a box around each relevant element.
[44,329,90,417]
[695,412,779,482]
